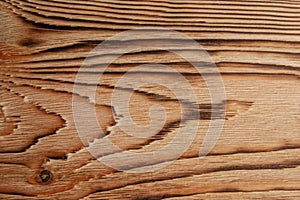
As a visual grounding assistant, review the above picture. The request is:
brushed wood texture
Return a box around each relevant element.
[0,0,300,199]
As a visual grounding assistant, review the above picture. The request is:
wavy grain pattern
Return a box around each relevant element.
[0,0,300,199]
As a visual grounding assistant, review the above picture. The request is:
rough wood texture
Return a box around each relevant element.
[0,0,300,199]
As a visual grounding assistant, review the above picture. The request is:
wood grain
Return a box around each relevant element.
[0,0,300,199]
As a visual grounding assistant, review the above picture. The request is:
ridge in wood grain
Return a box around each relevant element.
[1,0,300,199]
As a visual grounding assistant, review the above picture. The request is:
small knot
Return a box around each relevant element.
[38,170,52,184]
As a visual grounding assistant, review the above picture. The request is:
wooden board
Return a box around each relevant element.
[0,0,300,199]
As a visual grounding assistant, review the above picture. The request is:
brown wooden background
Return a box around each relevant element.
[1,0,300,199]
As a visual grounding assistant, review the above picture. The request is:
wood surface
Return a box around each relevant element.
[0,0,300,199]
